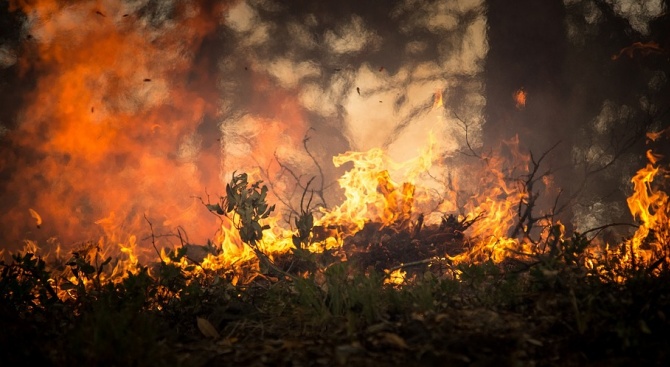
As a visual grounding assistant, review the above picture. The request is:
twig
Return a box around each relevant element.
[387,257,450,272]
[580,222,639,241]
[249,244,298,281]
[510,143,560,240]
[303,128,328,209]
[453,112,485,160]
[144,214,165,264]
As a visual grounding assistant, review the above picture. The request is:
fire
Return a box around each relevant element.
[625,150,669,267]
[384,268,407,286]
[437,135,539,264]
[315,134,435,235]
[4,2,670,295]
[513,88,526,109]
[3,0,229,256]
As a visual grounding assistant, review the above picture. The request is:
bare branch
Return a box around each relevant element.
[144,214,164,264]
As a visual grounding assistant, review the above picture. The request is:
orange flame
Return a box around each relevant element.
[626,150,669,266]
[316,134,435,235]
[3,0,232,257]
[513,88,526,109]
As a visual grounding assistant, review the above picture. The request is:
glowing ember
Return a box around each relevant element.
[384,268,407,286]
[513,88,526,109]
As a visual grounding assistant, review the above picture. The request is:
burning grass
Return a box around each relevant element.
[2,230,670,366]
[2,141,670,366]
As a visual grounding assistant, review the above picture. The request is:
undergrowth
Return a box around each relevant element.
[1,173,669,366]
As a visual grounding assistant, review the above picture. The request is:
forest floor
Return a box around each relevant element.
[2,221,670,366]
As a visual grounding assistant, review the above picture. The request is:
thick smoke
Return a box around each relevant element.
[1,0,235,254]
[0,0,489,255]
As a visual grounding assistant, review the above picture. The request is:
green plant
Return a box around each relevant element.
[207,172,275,246]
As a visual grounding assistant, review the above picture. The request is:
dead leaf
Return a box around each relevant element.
[217,337,238,347]
[196,317,220,339]
[281,339,304,349]
[525,336,543,346]
[379,332,408,349]
[639,319,652,334]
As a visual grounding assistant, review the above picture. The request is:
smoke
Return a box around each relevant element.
[2,0,666,257]
[217,0,488,207]
[1,0,234,253]
[0,0,501,255]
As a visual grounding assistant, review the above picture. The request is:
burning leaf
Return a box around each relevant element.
[612,41,664,60]
[196,317,220,339]
[647,127,670,142]
[28,208,42,228]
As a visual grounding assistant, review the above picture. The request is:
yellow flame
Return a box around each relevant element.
[626,151,669,266]
[384,268,407,286]
[316,133,435,235]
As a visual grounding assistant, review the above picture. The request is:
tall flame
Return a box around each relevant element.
[626,150,669,265]
[316,133,435,234]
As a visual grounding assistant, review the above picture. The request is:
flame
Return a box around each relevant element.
[439,135,539,264]
[646,127,669,143]
[2,0,233,257]
[5,2,670,294]
[384,268,407,286]
[513,88,526,109]
[625,150,669,267]
[316,133,435,235]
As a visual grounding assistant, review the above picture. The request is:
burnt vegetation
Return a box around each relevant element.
[3,1,670,366]
[2,164,670,367]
